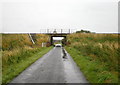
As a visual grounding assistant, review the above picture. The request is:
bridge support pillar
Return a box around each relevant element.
[50,36,53,45]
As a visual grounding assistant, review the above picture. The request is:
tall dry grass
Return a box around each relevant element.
[2,34,32,50]
[66,33,119,83]
[0,34,2,85]
[2,34,51,84]
[67,33,118,71]
[2,34,49,69]
[35,34,49,47]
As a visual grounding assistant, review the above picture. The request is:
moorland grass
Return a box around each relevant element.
[2,34,50,84]
[0,34,2,85]
[66,33,118,83]
[0,50,2,85]
[2,34,49,51]
[2,47,52,84]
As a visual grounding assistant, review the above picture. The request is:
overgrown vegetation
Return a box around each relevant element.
[2,34,51,84]
[0,34,2,85]
[2,34,49,51]
[66,33,118,83]
[2,47,52,84]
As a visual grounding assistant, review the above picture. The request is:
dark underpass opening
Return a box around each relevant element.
[50,36,67,46]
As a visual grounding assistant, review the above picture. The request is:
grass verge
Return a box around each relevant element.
[2,47,52,84]
[0,50,2,85]
[65,47,118,83]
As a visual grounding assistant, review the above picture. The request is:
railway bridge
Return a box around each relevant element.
[30,29,76,46]
[47,33,69,45]
[44,29,76,46]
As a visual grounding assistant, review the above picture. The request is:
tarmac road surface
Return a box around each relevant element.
[10,47,89,83]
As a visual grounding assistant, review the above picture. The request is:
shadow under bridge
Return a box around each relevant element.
[47,33,69,46]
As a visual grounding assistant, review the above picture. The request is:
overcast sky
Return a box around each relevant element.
[0,0,119,33]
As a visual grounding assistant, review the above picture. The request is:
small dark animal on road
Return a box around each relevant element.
[62,47,67,59]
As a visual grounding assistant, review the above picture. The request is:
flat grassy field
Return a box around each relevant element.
[66,33,118,83]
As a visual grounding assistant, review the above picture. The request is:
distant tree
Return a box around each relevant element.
[76,29,91,33]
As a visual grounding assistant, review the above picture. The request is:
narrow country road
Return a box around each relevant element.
[9,47,88,83]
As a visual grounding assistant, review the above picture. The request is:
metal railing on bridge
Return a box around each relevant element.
[40,29,77,34]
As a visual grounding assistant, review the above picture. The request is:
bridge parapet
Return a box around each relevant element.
[39,29,76,46]
[40,29,76,34]
[47,33,69,36]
